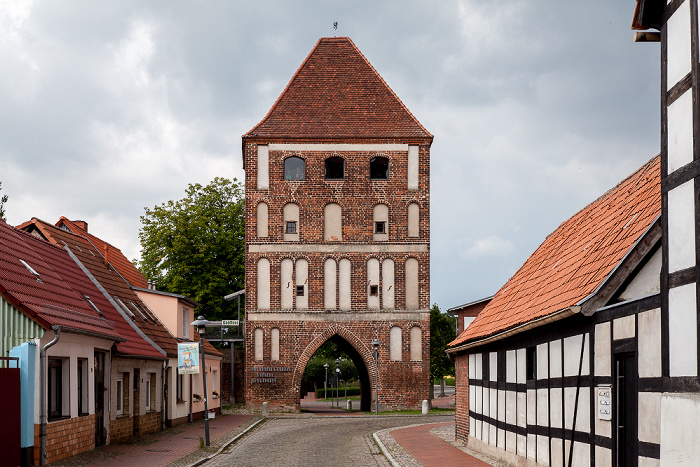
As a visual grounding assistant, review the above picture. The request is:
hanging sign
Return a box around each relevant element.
[178,343,200,375]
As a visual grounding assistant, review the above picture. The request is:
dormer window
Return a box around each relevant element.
[370,157,389,179]
[284,156,305,180]
[325,156,344,180]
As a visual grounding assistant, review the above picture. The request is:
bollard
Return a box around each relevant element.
[346,399,352,410]
[262,401,269,417]
[422,400,429,415]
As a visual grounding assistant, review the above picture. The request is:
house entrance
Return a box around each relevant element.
[94,351,106,446]
[614,352,638,467]
[299,335,371,412]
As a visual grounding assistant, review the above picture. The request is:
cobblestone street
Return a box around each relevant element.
[203,415,450,467]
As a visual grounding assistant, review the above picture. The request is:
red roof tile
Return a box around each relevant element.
[244,37,432,141]
[0,220,123,341]
[450,155,661,348]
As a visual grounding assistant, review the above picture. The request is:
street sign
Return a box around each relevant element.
[221,320,240,326]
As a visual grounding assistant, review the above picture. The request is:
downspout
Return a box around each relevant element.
[40,326,61,466]
[162,360,169,431]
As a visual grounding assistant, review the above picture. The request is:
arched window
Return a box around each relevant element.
[408,202,420,238]
[281,258,294,310]
[324,258,337,310]
[390,326,402,361]
[257,202,268,237]
[271,328,280,361]
[254,328,264,361]
[373,204,389,241]
[339,259,352,311]
[324,203,342,241]
[410,326,422,361]
[284,156,305,180]
[283,203,300,241]
[405,258,419,310]
[382,259,395,310]
[325,156,344,180]
[257,258,270,310]
[367,258,380,310]
[370,156,389,180]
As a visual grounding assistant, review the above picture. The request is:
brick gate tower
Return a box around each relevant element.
[242,37,432,412]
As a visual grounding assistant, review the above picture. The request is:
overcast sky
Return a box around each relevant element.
[0,1,659,312]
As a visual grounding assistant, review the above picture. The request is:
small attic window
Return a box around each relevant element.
[284,156,305,180]
[58,223,73,233]
[82,295,104,317]
[370,157,389,180]
[19,259,43,283]
[325,156,345,180]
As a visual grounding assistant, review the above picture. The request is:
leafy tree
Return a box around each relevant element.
[430,304,457,395]
[0,181,8,219]
[138,177,244,321]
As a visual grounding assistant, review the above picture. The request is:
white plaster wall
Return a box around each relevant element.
[469,354,475,379]
[639,456,660,467]
[506,430,516,454]
[324,203,342,241]
[639,308,662,378]
[283,203,300,242]
[490,352,497,382]
[517,434,527,458]
[537,435,549,465]
[295,259,308,310]
[516,348,526,384]
[517,392,527,428]
[257,202,268,237]
[506,350,516,383]
[661,393,700,466]
[639,392,661,444]
[483,386,490,418]
[571,441,590,466]
[550,339,562,378]
[667,90,694,173]
[271,328,280,361]
[475,352,482,379]
[564,334,589,377]
[338,259,351,311]
[257,258,270,310]
[596,446,612,467]
[594,323,611,377]
[527,389,536,427]
[257,145,269,190]
[490,387,498,424]
[254,328,263,361]
[564,387,590,432]
[389,326,402,361]
[407,145,419,190]
[527,433,536,461]
[498,389,505,423]
[405,258,419,310]
[550,387,563,428]
[407,202,420,237]
[409,326,421,361]
[618,247,662,300]
[367,258,380,310]
[668,180,696,273]
[666,0,691,91]
[382,259,395,310]
[537,343,548,379]
[537,388,548,426]
[506,390,516,425]
[281,258,294,310]
[324,258,337,310]
[469,381,476,409]
[669,283,698,376]
[475,382,482,414]
[551,438,563,467]
[613,315,635,341]
[470,416,475,438]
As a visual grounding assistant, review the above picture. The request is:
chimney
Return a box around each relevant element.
[73,220,88,232]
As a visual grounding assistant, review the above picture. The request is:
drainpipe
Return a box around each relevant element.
[162,360,169,431]
[40,326,61,466]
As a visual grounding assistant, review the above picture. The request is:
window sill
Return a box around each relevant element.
[176,399,187,404]
[116,413,131,419]
[78,412,90,417]
[48,416,70,423]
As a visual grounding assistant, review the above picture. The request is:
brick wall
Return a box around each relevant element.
[138,411,161,436]
[454,352,469,443]
[221,346,245,403]
[33,415,95,465]
[109,415,133,444]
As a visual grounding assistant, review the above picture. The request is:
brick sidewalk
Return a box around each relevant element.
[391,422,492,467]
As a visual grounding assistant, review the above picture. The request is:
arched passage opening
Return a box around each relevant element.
[298,334,372,412]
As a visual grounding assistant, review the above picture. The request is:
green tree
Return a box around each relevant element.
[138,177,245,321]
[430,304,456,395]
[0,181,8,219]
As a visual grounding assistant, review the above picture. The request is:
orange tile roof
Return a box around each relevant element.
[244,37,432,141]
[449,155,661,348]
[55,217,149,289]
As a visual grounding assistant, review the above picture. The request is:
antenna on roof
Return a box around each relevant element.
[333,22,338,36]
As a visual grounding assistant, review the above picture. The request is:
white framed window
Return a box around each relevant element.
[146,377,152,411]
[182,307,189,338]
[78,358,89,415]
[116,376,124,415]
[48,357,69,420]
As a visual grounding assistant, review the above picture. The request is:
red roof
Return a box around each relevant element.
[0,220,123,341]
[55,217,149,289]
[244,37,432,141]
[19,219,177,358]
[450,155,661,348]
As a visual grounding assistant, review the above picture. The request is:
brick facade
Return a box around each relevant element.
[34,415,95,465]
[243,37,433,412]
[454,353,469,443]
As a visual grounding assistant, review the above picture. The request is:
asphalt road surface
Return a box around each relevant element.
[203,415,448,467]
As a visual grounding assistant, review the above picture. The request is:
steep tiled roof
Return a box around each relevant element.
[19,219,178,358]
[244,37,432,140]
[55,217,149,289]
[450,155,661,348]
[0,219,123,341]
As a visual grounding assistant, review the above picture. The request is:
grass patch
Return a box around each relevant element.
[443,377,455,386]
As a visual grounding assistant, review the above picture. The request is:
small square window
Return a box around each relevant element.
[374,221,386,234]
[286,221,297,234]
[369,285,379,296]
[296,285,305,296]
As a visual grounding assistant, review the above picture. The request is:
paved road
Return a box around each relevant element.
[433,384,455,397]
[203,415,449,467]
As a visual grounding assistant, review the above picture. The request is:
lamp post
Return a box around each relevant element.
[191,316,211,446]
[371,339,381,415]
[323,363,329,400]
[335,359,342,408]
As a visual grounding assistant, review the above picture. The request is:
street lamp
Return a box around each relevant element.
[371,339,381,415]
[335,359,341,408]
[191,316,211,446]
[323,363,329,400]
